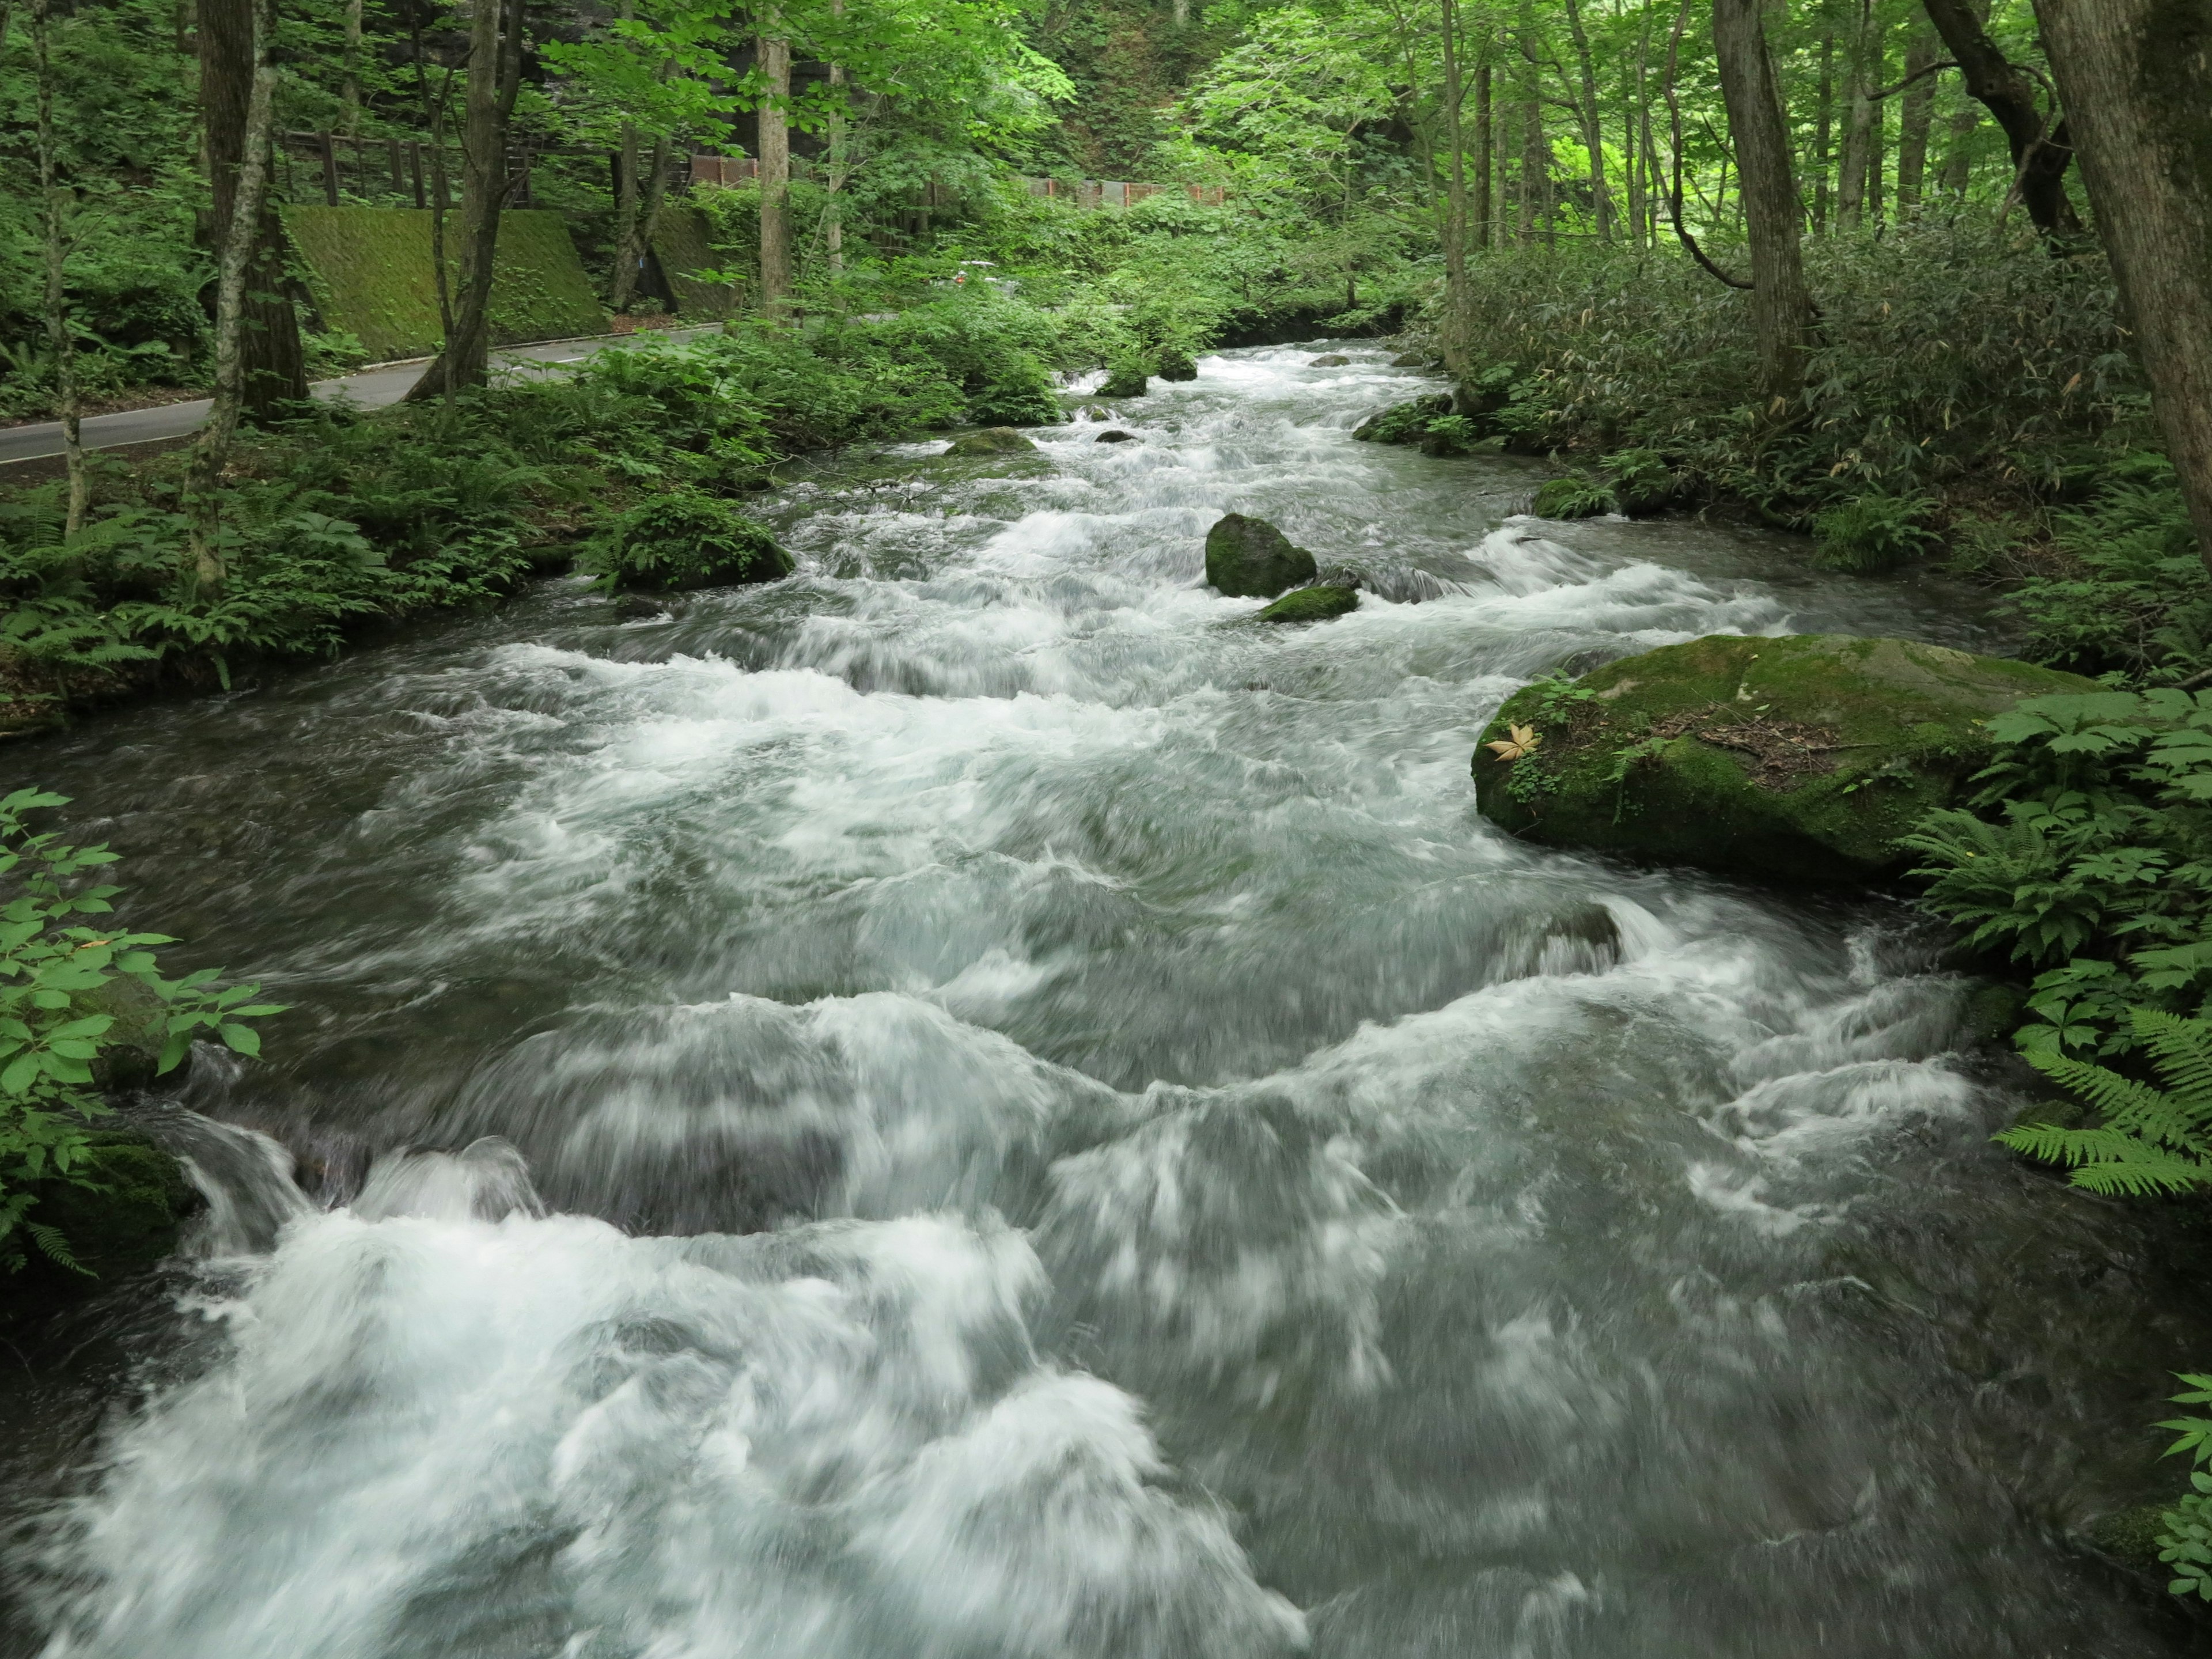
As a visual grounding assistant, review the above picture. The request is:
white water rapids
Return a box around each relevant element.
[2,345,2204,1657]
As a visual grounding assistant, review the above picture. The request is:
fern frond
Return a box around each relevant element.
[25,1219,94,1277]
[2136,1010,2212,1108]
[1995,1123,2154,1167]
[2026,1047,2212,1143]
[2068,1151,2212,1198]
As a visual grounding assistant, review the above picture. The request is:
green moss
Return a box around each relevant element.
[646,206,739,322]
[1156,348,1198,381]
[1471,634,2100,884]
[587,491,792,593]
[7,1127,199,1324]
[1351,393,1452,444]
[79,974,169,1090]
[2086,1502,2175,1576]
[1206,513,1318,599]
[1256,584,1359,623]
[282,207,608,362]
[1100,361,1150,397]
[945,427,1038,456]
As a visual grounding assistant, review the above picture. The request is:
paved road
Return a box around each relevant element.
[0,328,716,465]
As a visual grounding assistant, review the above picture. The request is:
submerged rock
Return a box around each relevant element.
[1472,634,2099,884]
[945,427,1037,456]
[1205,514,1319,599]
[1095,430,1136,444]
[1256,584,1359,623]
[1390,351,1434,368]
[1076,404,1113,421]
[1308,353,1351,367]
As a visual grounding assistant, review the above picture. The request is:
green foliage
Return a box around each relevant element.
[1995,1010,2212,1195]
[1532,474,1619,520]
[1100,358,1151,397]
[1353,395,1453,445]
[0,789,280,1271]
[1904,689,2212,1055]
[1812,494,1938,573]
[586,491,788,592]
[2157,1374,2212,1600]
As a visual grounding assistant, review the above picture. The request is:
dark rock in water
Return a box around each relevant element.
[1100,363,1149,397]
[1472,634,2101,885]
[1391,351,1433,368]
[1094,430,1137,444]
[1353,393,1453,444]
[1076,404,1113,421]
[81,975,175,1090]
[1156,349,1198,381]
[1257,585,1360,623]
[2084,1503,2172,1582]
[7,1127,203,1324]
[1308,353,1351,367]
[612,593,669,620]
[945,427,1037,456]
[1205,514,1319,599]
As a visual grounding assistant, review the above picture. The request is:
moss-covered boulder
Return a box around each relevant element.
[1156,349,1199,382]
[1353,393,1452,444]
[1257,585,1360,623]
[80,974,173,1090]
[1472,634,2100,884]
[6,1127,201,1324]
[1100,362,1150,397]
[1206,514,1319,599]
[594,491,793,593]
[945,426,1037,457]
[1309,353,1351,367]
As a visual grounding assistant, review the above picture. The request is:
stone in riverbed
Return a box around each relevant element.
[1257,584,1359,623]
[1095,430,1136,444]
[1100,363,1150,397]
[1472,634,2100,885]
[1156,349,1199,381]
[945,427,1037,456]
[1205,514,1319,599]
[1308,353,1351,367]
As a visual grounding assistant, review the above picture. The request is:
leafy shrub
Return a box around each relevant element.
[1812,494,1938,572]
[1903,688,2212,1055]
[0,788,278,1272]
[2155,1375,2212,1601]
[587,492,791,593]
[1100,358,1150,397]
[1156,347,1199,382]
[1604,448,1682,516]
[1532,474,1618,520]
[1351,394,1452,445]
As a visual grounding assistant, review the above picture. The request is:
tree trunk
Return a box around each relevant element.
[1865,16,1887,220]
[1896,20,1938,206]
[341,0,363,137]
[1439,0,1472,376]
[1812,20,1834,230]
[199,0,306,421]
[1627,0,1654,248]
[1920,0,2080,237]
[1517,0,1540,242]
[757,28,791,314]
[29,0,86,538]
[1561,0,1611,241]
[609,124,643,312]
[1836,0,1874,226]
[184,0,278,590]
[406,0,523,400]
[825,0,847,273]
[1472,56,1493,249]
[1711,0,1817,401]
[2031,0,2212,569]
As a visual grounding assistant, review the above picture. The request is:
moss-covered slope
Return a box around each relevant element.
[1472,634,2098,884]
[283,207,608,361]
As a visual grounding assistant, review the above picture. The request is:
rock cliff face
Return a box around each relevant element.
[1472,634,2099,884]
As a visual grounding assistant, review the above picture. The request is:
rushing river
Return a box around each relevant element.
[3,346,2207,1657]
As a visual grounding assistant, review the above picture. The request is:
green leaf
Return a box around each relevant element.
[218,1024,262,1056]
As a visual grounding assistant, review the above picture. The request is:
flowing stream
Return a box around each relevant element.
[3,346,2209,1657]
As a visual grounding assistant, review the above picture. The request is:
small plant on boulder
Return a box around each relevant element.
[1100,358,1151,397]
[590,491,794,593]
[1813,493,1938,572]
[1532,474,1619,519]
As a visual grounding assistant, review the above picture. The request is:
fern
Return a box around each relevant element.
[1997,1010,2212,1193]
[25,1218,93,1277]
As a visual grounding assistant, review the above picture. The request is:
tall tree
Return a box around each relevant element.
[755,24,790,313]
[184,0,280,588]
[2031,0,2212,568]
[1560,0,1611,241]
[1711,0,1815,399]
[1919,0,2079,237]
[406,0,524,400]
[1895,16,1938,206]
[1835,0,1875,226]
[200,0,306,421]
[28,0,85,537]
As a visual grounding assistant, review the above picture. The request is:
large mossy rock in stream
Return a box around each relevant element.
[5,1127,202,1325]
[1257,584,1359,623]
[1472,634,2100,884]
[598,491,793,593]
[1206,514,1318,599]
[945,426,1038,457]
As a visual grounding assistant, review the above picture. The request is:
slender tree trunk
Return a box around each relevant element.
[1920,0,2080,237]
[1711,0,1816,401]
[341,0,363,137]
[1865,16,1888,220]
[200,0,306,421]
[1439,0,1473,375]
[1561,0,1611,241]
[825,0,846,273]
[184,0,277,589]
[1896,19,1938,207]
[1936,0,1987,198]
[756,26,791,314]
[29,0,86,537]
[1517,0,1540,242]
[406,0,522,400]
[609,124,643,310]
[2031,0,2212,568]
[1627,0,1653,248]
[1812,19,1835,230]
[1836,0,1874,226]
[1472,56,1493,249]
